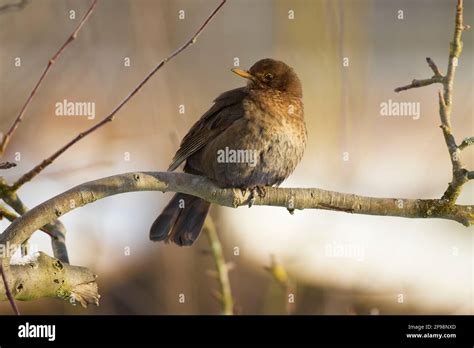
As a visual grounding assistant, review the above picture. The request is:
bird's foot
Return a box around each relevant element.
[246,186,267,208]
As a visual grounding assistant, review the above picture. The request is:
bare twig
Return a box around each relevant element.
[0,0,29,14]
[9,0,227,190]
[0,162,16,170]
[0,0,98,157]
[394,75,444,93]
[394,57,445,92]
[426,57,443,77]
[0,262,20,315]
[395,0,471,205]
[204,217,234,315]
[458,136,474,150]
[0,205,18,221]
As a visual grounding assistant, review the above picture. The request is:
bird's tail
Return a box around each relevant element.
[149,193,210,246]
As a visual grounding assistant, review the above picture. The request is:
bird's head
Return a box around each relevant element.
[231,58,302,98]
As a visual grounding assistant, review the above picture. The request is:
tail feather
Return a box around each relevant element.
[150,193,210,246]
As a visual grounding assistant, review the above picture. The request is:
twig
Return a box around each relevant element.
[426,57,443,77]
[9,0,227,190]
[394,0,472,204]
[0,162,16,170]
[0,205,18,221]
[458,136,474,150]
[204,217,234,315]
[0,0,29,14]
[0,262,20,315]
[394,75,444,92]
[0,0,98,157]
[394,57,445,92]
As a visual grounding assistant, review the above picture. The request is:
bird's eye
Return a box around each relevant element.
[263,73,274,81]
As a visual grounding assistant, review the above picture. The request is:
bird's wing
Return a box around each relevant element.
[168,87,248,171]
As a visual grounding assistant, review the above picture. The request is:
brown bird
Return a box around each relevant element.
[150,58,307,246]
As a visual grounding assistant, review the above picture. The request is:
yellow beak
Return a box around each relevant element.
[231,68,256,81]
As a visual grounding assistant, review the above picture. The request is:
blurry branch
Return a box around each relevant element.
[264,255,295,315]
[0,252,99,307]
[458,136,474,150]
[8,0,226,191]
[0,0,98,157]
[204,217,234,315]
[395,0,472,206]
[169,126,234,315]
[264,255,289,289]
[0,262,20,314]
[0,0,29,14]
[0,204,18,222]
[0,162,16,170]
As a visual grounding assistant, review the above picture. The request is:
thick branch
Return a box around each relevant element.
[0,0,98,157]
[0,252,98,307]
[0,171,472,260]
[0,178,69,263]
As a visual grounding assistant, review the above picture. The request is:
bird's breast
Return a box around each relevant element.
[200,91,307,188]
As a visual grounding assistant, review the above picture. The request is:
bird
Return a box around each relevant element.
[150,58,307,246]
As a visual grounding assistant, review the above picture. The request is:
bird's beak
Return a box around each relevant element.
[231,68,256,81]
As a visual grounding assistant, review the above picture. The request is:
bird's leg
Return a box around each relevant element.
[246,186,267,208]
[256,186,266,198]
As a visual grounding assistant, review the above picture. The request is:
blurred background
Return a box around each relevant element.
[0,0,472,314]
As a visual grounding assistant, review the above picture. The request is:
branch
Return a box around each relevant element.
[458,136,474,150]
[9,0,227,190]
[0,171,472,261]
[0,262,20,314]
[204,217,234,315]
[0,252,98,307]
[0,178,69,263]
[0,162,16,170]
[0,0,98,157]
[0,0,29,15]
[394,0,471,204]
[0,204,18,222]
[264,255,295,314]
[394,57,445,92]
[394,75,444,92]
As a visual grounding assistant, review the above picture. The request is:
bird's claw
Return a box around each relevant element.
[246,186,266,208]
[256,186,266,198]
